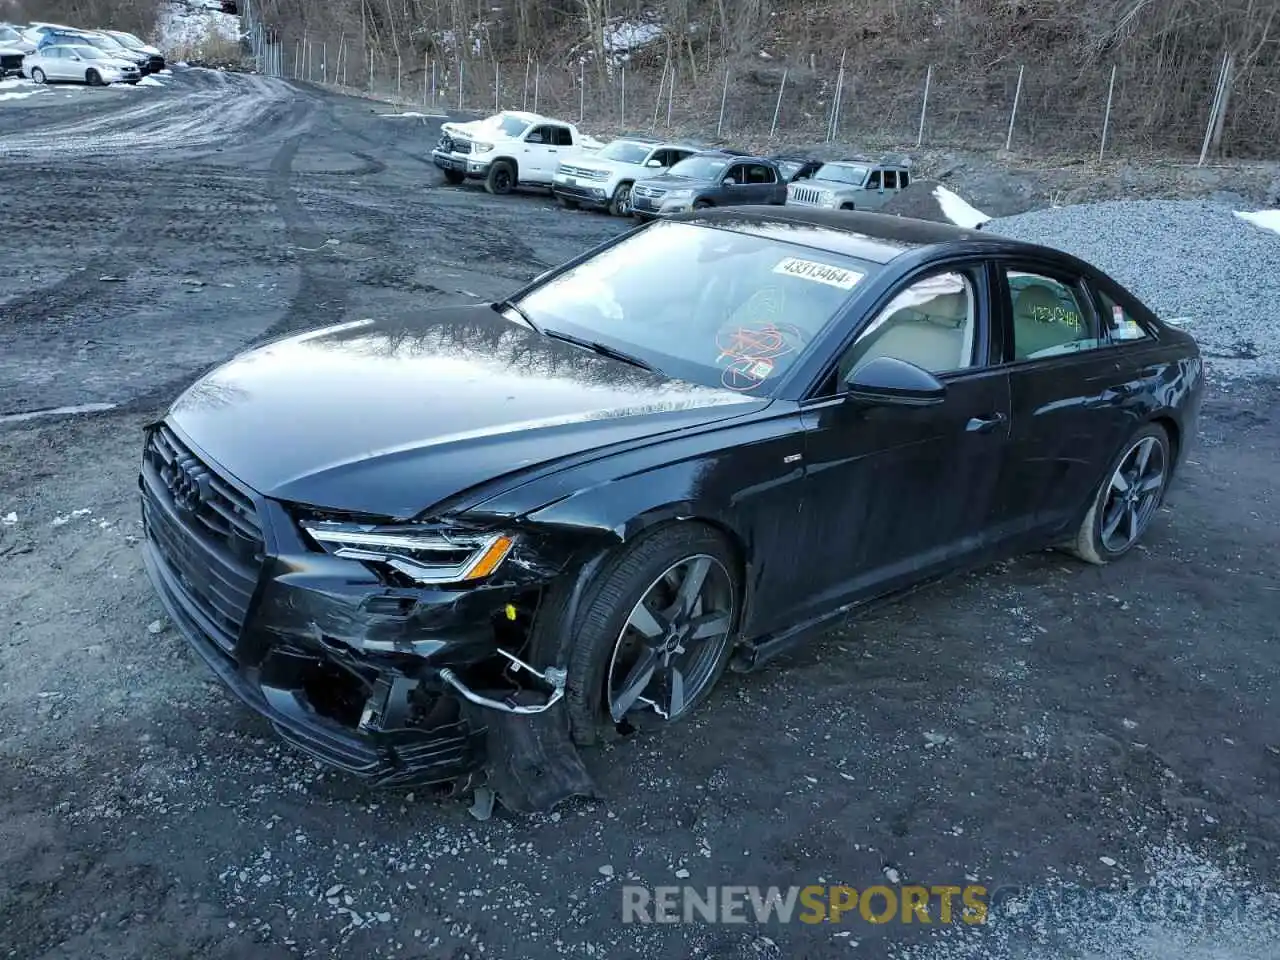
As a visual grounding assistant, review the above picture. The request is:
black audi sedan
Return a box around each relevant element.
[140,208,1203,811]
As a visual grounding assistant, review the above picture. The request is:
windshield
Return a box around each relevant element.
[90,34,127,50]
[775,160,804,180]
[598,140,653,164]
[111,32,145,49]
[816,164,869,185]
[514,220,877,394]
[0,27,21,42]
[667,154,732,181]
[479,113,531,138]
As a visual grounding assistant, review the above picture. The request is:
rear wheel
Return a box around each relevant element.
[538,523,741,746]
[485,160,515,195]
[30,67,46,84]
[442,169,465,185]
[1068,423,1171,565]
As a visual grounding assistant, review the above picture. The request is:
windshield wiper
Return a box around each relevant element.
[495,298,543,335]
[543,329,659,374]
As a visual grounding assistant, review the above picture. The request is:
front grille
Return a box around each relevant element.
[443,137,471,154]
[633,185,666,200]
[558,164,605,180]
[149,56,164,70]
[789,186,826,205]
[142,424,264,654]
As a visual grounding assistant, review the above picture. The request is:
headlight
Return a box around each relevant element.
[300,520,515,585]
[665,189,693,200]
[472,142,494,153]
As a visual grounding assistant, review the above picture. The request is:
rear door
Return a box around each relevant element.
[520,124,564,182]
[992,258,1139,538]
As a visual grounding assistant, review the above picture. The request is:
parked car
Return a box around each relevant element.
[630,150,786,218]
[0,23,36,55]
[25,43,141,85]
[136,206,1204,810]
[770,155,824,183]
[36,29,152,74]
[786,159,913,211]
[432,110,603,195]
[101,29,165,72]
[550,137,700,216]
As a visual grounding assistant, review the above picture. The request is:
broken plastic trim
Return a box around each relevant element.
[438,648,568,715]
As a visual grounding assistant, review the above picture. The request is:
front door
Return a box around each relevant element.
[992,259,1139,538]
[791,262,1013,622]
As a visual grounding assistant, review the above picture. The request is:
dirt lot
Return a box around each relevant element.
[1,69,1278,960]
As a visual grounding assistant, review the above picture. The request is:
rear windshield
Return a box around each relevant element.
[515,220,880,395]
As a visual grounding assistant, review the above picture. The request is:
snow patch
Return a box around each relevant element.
[604,20,663,57]
[137,76,166,87]
[933,185,991,229]
[1234,209,1280,237]
[157,0,241,52]
[0,89,48,102]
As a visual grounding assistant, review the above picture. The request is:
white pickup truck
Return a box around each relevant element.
[431,110,603,195]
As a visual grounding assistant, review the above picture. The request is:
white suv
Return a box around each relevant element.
[552,138,699,217]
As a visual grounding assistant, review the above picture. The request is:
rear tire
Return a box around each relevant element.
[1067,423,1171,565]
[442,169,465,185]
[485,160,515,195]
[533,523,741,747]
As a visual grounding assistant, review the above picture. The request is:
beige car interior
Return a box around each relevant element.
[840,276,976,381]
[1011,281,1087,359]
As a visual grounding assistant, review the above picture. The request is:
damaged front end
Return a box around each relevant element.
[139,421,599,814]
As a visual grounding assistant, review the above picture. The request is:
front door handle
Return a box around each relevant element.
[966,412,1007,433]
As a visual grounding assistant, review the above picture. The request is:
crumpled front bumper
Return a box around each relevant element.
[431,149,493,179]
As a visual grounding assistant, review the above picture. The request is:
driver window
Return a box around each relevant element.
[866,170,882,189]
[837,271,978,382]
[526,126,548,143]
[723,164,747,185]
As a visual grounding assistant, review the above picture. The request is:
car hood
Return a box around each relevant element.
[167,305,766,519]
[0,44,26,54]
[637,174,709,190]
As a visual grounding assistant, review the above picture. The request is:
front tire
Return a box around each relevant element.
[86,69,103,86]
[553,523,740,746]
[1069,423,1171,565]
[442,169,465,185]
[693,199,712,210]
[30,67,46,84]
[608,181,634,217]
[485,160,515,195]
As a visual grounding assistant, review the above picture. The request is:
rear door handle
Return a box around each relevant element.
[966,412,1007,433]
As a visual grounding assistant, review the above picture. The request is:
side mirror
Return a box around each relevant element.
[644,158,662,167]
[723,178,737,186]
[843,356,946,407]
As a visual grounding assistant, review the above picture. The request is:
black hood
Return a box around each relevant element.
[167,305,765,518]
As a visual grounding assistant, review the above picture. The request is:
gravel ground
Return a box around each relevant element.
[1,68,1279,960]
[987,200,1280,380]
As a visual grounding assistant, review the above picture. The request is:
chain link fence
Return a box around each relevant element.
[231,16,1273,162]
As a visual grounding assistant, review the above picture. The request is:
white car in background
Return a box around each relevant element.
[25,43,141,86]
[550,137,700,216]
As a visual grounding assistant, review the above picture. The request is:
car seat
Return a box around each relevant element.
[841,289,971,379]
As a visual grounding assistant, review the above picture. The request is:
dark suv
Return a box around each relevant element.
[629,150,788,219]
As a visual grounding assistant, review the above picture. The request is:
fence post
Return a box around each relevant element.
[1099,63,1117,162]
[770,67,788,138]
[916,64,932,148]
[579,60,585,122]
[716,64,730,136]
[494,59,499,111]
[652,57,667,129]
[341,42,347,86]
[368,49,373,92]
[1198,52,1229,167]
[397,54,402,94]
[293,41,299,79]
[322,43,327,84]
[666,58,674,127]
[533,60,539,113]
[523,54,531,110]
[1209,52,1235,158]
[1005,64,1024,151]
[620,65,625,125]
[459,59,464,110]
[827,49,846,142]
[431,60,437,108]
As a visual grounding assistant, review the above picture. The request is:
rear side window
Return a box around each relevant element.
[1006,270,1105,360]
[1096,288,1152,343]
[552,126,574,146]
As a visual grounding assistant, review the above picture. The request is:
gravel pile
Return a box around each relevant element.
[986,199,1280,380]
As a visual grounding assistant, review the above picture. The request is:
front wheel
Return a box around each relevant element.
[608,182,633,217]
[1068,423,1171,565]
[485,160,515,195]
[30,67,46,84]
[442,169,465,185]
[556,194,579,210]
[85,69,103,86]
[692,199,712,210]
[552,523,741,745]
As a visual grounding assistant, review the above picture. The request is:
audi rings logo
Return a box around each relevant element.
[165,458,208,514]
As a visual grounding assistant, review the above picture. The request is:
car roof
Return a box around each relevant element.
[665,206,1032,265]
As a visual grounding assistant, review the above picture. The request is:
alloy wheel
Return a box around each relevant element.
[606,554,734,723]
[1099,435,1167,553]
[615,185,632,215]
